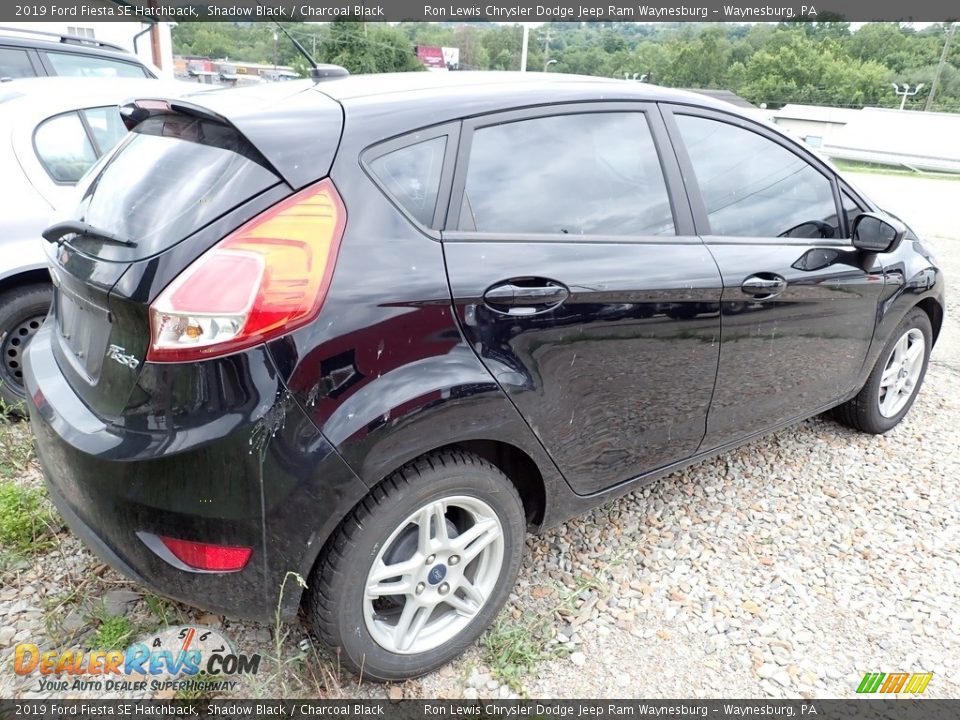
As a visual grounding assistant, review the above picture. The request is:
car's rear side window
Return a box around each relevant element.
[45,51,148,78]
[369,136,446,227]
[83,106,127,154]
[0,47,36,79]
[460,112,675,237]
[34,112,96,183]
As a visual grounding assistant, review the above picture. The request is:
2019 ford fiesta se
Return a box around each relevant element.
[25,72,943,681]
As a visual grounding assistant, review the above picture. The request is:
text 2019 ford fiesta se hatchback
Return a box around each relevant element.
[25,72,944,680]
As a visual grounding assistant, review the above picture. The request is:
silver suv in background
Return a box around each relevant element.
[0,78,209,408]
[0,25,157,80]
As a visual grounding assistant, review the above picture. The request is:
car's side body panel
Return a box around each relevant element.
[20,74,947,625]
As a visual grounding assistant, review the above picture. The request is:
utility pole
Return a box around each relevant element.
[926,23,957,112]
[520,23,529,72]
[542,31,552,71]
[273,30,278,71]
[892,82,924,111]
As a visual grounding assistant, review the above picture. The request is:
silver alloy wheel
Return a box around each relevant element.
[878,328,925,418]
[362,495,504,655]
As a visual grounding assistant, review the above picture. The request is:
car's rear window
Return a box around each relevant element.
[70,114,279,260]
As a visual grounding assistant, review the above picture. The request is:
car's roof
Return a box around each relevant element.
[310,71,718,105]
[173,71,741,123]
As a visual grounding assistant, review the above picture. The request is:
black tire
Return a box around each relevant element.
[305,449,525,681]
[833,307,932,434]
[0,284,53,414]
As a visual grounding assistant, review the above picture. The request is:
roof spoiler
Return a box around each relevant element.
[119,98,226,131]
[118,87,344,190]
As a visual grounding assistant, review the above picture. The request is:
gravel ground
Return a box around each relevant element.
[1,171,958,700]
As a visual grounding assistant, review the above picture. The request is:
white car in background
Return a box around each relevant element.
[0,77,213,407]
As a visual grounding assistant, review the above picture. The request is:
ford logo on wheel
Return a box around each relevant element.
[427,565,447,585]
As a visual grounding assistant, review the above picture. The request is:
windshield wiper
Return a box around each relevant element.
[42,220,137,248]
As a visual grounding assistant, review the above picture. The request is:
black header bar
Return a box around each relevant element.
[4,0,960,23]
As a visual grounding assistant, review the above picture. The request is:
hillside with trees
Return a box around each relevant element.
[172,21,960,112]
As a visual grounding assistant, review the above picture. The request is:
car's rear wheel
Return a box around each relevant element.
[306,449,525,681]
[0,284,53,414]
[833,307,932,434]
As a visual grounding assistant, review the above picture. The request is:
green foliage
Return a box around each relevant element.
[736,31,890,107]
[0,482,55,553]
[171,21,960,111]
[88,613,135,651]
[175,673,220,700]
[0,415,33,479]
[481,613,555,692]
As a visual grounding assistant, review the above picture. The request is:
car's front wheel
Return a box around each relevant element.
[834,307,932,434]
[306,449,526,681]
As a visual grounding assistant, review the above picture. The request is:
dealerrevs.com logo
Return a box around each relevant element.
[856,672,933,694]
[13,626,260,694]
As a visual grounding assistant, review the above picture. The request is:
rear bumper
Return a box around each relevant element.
[24,324,367,622]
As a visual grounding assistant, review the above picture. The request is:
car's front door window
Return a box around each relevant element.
[676,114,840,239]
[461,112,676,237]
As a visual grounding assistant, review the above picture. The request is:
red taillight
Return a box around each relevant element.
[159,536,252,572]
[147,178,346,362]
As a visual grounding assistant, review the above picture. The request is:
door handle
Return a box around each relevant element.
[483,280,569,313]
[741,274,787,298]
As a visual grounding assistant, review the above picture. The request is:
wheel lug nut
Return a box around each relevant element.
[425,554,436,564]
[416,582,425,595]
[439,582,449,595]
[449,555,460,566]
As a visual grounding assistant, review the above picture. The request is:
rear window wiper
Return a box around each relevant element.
[43,220,138,248]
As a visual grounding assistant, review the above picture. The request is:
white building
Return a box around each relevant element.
[4,21,174,78]
[770,104,862,148]
[772,104,960,174]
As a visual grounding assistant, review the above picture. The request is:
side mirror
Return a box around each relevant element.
[851,212,906,254]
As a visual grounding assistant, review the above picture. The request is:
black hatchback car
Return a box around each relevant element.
[25,73,943,680]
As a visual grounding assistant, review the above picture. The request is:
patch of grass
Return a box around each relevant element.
[143,593,182,630]
[0,418,35,479]
[481,612,556,693]
[245,571,345,698]
[175,672,221,701]
[0,393,27,422]
[0,481,56,553]
[481,553,634,692]
[89,612,135,651]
